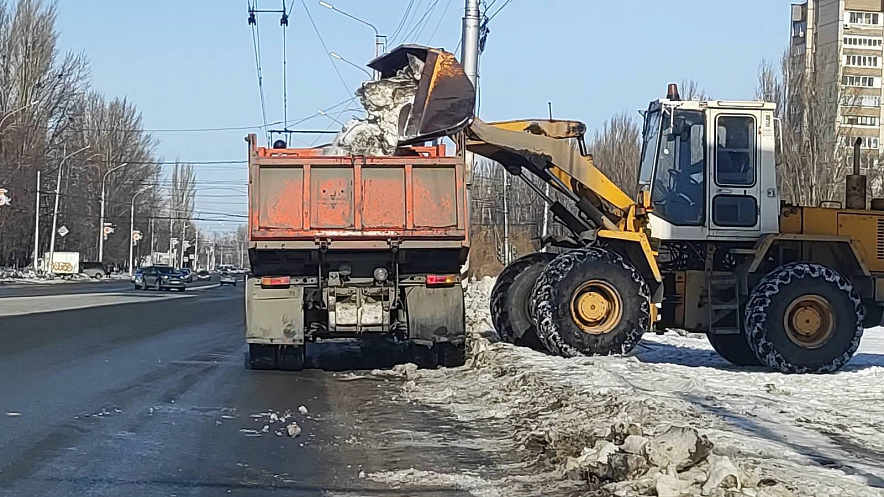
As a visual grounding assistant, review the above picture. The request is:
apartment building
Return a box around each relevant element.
[791,0,884,165]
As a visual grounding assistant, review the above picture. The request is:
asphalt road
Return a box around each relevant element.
[0,278,498,496]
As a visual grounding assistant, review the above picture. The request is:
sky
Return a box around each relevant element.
[54,0,794,232]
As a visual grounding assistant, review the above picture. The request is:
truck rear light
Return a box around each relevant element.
[426,274,457,287]
[261,276,291,288]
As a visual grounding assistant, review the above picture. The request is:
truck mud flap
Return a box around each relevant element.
[404,285,465,345]
[245,279,305,345]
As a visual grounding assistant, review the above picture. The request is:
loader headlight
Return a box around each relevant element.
[373,267,389,282]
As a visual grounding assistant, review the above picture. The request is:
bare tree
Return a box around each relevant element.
[587,112,642,198]
[758,48,850,207]
[680,79,711,101]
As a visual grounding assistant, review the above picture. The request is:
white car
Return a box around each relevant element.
[219,272,237,286]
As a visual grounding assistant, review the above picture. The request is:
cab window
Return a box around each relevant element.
[716,116,756,186]
[651,110,706,226]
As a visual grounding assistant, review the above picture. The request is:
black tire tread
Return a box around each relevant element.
[490,253,555,346]
[531,248,650,358]
[745,262,864,374]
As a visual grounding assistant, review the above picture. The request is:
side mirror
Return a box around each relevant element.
[669,117,687,141]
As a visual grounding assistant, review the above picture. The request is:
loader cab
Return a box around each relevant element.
[639,96,780,242]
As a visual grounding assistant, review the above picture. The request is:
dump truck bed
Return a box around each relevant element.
[247,135,468,250]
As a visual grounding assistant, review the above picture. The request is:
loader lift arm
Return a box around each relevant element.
[465,118,661,283]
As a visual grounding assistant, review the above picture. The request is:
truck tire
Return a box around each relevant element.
[707,332,761,366]
[531,248,650,357]
[745,263,864,374]
[436,342,466,367]
[491,253,555,350]
[277,345,305,371]
[248,344,278,370]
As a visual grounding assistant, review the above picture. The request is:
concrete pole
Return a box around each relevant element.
[33,170,40,269]
[180,222,187,268]
[194,231,199,270]
[149,217,155,263]
[169,215,174,262]
[461,0,480,87]
[98,162,128,263]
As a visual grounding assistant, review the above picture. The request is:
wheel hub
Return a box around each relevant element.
[570,280,622,335]
[784,295,834,349]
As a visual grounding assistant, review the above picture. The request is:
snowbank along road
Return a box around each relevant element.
[361,278,884,497]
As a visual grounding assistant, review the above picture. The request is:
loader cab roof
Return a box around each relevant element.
[649,98,777,113]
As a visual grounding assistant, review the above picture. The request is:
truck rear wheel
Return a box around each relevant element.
[277,345,306,371]
[490,253,555,350]
[745,263,864,374]
[531,249,650,357]
[248,344,278,370]
[707,332,761,366]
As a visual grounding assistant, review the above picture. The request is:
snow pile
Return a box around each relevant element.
[324,56,422,156]
[377,279,884,497]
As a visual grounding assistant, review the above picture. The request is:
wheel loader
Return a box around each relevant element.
[371,44,884,373]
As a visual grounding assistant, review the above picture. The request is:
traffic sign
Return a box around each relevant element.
[57,226,69,237]
[132,230,143,243]
[0,188,10,207]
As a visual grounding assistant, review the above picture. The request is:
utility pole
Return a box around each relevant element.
[462,0,481,269]
[98,162,129,263]
[149,217,155,264]
[33,170,40,269]
[180,221,187,268]
[169,214,174,263]
[194,230,199,270]
[48,145,89,276]
[129,188,149,277]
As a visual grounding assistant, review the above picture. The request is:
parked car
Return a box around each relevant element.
[179,268,194,283]
[219,271,237,286]
[134,266,186,292]
[80,262,107,279]
[196,269,211,281]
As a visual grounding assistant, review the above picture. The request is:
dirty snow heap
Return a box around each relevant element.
[324,56,422,156]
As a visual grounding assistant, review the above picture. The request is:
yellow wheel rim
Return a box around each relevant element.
[569,280,622,335]
[783,294,834,349]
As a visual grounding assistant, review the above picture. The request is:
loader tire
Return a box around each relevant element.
[490,252,556,350]
[707,332,761,366]
[745,263,864,374]
[248,344,278,370]
[531,249,650,357]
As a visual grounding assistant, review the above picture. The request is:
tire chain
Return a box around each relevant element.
[530,248,650,358]
[490,253,554,344]
[745,262,864,374]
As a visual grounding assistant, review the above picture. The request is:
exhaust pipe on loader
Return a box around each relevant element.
[368,45,477,146]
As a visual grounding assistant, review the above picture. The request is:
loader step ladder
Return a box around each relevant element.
[707,272,741,335]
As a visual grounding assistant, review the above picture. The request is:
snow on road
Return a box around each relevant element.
[0,292,195,317]
[369,278,884,496]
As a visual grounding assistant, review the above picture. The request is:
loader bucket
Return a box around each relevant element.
[368,44,476,146]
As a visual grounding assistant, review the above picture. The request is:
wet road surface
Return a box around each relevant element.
[0,279,499,496]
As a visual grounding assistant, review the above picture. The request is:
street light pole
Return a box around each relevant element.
[329,52,372,78]
[98,162,129,263]
[33,170,40,269]
[47,145,90,276]
[319,1,384,79]
[129,187,150,277]
[0,101,41,132]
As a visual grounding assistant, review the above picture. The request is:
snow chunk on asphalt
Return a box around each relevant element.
[385,280,884,497]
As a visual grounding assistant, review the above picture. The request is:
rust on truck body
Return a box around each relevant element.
[247,134,468,246]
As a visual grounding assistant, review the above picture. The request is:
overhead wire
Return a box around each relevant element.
[390,0,416,41]
[427,0,453,44]
[401,0,440,42]
[302,1,356,99]
[390,0,423,44]
[248,0,271,144]
[486,0,514,22]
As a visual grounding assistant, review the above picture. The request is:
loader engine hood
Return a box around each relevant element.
[368,45,476,146]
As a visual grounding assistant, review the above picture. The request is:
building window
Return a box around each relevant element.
[848,11,882,26]
[845,54,881,67]
[841,94,882,107]
[844,136,880,149]
[843,115,880,126]
[844,35,884,48]
[843,75,881,88]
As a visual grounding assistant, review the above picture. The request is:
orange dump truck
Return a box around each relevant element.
[244,136,469,370]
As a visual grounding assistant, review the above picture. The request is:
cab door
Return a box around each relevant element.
[708,111,762,236]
